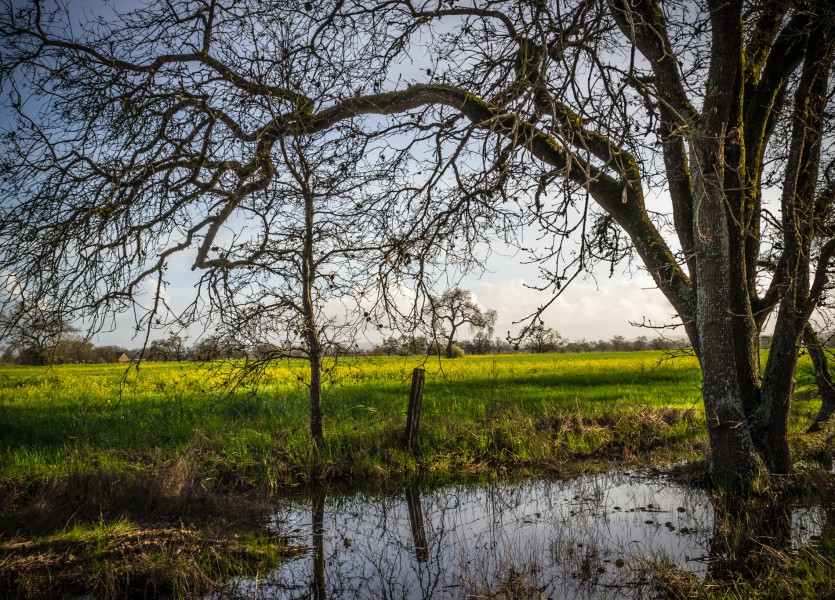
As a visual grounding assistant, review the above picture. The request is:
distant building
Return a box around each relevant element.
[116,352,130,363]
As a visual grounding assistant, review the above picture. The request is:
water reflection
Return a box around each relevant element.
[311,489,325,600]
[261,473,707,599]
[706,492,830,584]
[235,471,826,599]
[406,484,429,563]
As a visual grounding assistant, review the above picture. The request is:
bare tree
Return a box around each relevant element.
[0,300,77,365]
[0,2,451,454]
[147,334,186,362]
[466,331,496,354]
[1,0,834,484]
[193,129,409,452]
[189,335,243,362]
[519,320,563,354]
[426,288,497,358]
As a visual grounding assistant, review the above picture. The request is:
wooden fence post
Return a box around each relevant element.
[405,367,425,452]
[406,484,429,562]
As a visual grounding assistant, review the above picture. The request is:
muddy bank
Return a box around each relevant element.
[1,464,832,599]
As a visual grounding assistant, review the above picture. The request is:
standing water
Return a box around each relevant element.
[229,470,827,599]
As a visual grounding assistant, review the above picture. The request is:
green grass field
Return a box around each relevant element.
[1,351,831,599]
[0,351,824,490]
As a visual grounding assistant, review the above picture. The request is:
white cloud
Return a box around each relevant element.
[469,273,678,341]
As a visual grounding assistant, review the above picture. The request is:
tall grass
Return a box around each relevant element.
[0,352,831,599]
[0,351,824,491]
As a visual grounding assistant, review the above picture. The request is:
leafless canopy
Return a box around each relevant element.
[1,0,834,480]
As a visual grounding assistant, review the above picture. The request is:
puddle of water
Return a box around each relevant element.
[246,472,712,599]
[225,471,827,599]
[791,505,829,550]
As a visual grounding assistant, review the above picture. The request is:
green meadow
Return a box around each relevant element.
[1,351,832,599]
[0,351,824,489]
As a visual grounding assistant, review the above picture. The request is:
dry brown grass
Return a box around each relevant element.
[1,520,300,599]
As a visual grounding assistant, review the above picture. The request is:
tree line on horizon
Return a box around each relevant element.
[5,328,790,366]
[2,0,833,482]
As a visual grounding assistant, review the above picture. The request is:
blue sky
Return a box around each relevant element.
[1,0,683,349]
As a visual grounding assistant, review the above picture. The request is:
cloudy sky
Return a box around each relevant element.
[0,0,682,349]
[89,247,678,348]
[465,271,675,343]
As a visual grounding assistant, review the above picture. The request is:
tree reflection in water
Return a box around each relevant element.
[703,490,832,588]
[246,472,826,599]
[312,488,325,600]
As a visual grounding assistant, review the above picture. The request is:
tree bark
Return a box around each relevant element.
[688,0,763,485]
[755,25,830,471]
[804,326,835,433]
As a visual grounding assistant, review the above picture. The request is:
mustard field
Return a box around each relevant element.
[0,351,823,487]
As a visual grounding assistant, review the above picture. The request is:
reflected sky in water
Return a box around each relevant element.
[224,470,827,599]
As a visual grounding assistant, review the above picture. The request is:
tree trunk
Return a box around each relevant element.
[687,0,763,484]
[756,318,798,473]
[445,326,457,358]
[690,137,763,483]
[301,164,325,454]
[804,326,835,433]
[691,177,763,484]
[753,29,829,471]
[697,344,764,484]
[309,348,324,452]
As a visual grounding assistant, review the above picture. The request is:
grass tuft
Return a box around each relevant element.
[0,351,832,598]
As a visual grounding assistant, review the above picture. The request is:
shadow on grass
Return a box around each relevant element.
[0,457,301,600]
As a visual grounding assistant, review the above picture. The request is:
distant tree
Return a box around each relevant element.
[370,336,418,356]
[632,336,649,352]
[494,337,514,354]
[52,336,95,364]
[426,288,497,359]
[190,335,245,362]
[0,302,77,365]
[648,337,680,352]
[380,337,403,357]
[563,339,592,353]
[147,335,186,362]
[590,340,608,353]
[609,336,629,352]
[406,335,429,356]
[425,338,444,357]
[0,338,11,363]
[469,331,496,354]
[190,336,222,362]
[520,321,563,353]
